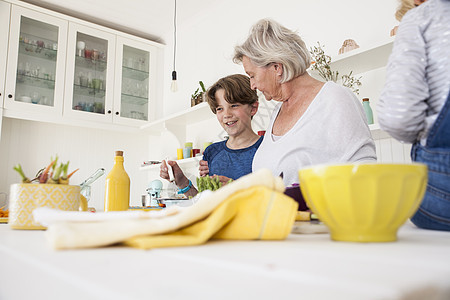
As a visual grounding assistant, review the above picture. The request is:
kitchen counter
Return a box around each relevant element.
[1,222,449,300]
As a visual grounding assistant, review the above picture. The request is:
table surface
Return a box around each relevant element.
[1,221,450,300]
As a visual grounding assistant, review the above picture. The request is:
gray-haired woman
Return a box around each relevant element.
[234,19,376,186]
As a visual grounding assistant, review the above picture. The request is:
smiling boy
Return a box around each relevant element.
[160,74,262,196]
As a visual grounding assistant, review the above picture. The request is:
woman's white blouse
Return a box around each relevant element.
[253,82,376,186]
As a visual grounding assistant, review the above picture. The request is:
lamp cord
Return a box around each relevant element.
[173,0,177,71]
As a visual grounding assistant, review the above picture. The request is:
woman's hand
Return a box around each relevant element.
[199,160,209,177]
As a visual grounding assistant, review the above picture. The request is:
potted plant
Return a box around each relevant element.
[309,42,362,95]
[191,81,206,107]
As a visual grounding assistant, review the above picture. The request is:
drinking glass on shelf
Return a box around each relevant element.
[31,66,40,78]
[84,48,93,60]
[77,41,85,57]
[92,49,99,60]
[79,72,88,87]
[41,96,48,106]
[99,51,106,61]
[31,92,40,104]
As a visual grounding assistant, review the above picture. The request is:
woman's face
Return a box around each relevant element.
[214,88,257,138]
[242,56,282,101]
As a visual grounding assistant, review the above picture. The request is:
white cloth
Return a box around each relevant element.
[41,169,285,249]
[377,0,450,144]
[32,206,183,226]
[253,81,376,185]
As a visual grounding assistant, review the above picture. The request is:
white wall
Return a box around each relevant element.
[0,118,149,209]
[161,0,399,115]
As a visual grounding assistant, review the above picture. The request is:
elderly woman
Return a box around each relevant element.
[233,19,376,185]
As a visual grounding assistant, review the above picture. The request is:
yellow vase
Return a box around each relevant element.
[104,151,130,211]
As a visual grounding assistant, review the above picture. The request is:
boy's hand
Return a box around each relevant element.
[160,160,189,188]
[212,175,232,186]
[199,160,209,177]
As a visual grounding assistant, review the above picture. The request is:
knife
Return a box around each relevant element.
[165,158,175,182]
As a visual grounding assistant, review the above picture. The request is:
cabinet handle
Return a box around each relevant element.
[8,94,13,98]
[107,110,111,114]
[115,112,119,116]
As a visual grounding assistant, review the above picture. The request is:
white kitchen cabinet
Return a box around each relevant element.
[0,1,10,108]
[64,25,160,126]
[63,22,116,123]
[113,36,158,126]
[3,5,68,117]
[1,0,162,131]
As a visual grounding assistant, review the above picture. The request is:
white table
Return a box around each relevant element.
[1,222,449,300]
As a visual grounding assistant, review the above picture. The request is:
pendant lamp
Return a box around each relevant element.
[170,0,178,92]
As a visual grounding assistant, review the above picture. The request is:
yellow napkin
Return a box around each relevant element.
[45,169,296,249]
[125,185,298,249]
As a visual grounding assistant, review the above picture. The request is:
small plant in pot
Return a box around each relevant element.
[191,81,206,107]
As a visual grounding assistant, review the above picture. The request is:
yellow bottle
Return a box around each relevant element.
[104,150,130,211]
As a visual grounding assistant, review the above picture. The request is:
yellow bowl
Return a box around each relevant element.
[298,163,427,242]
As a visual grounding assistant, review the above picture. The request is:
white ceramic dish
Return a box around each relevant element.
[19,96,31,103]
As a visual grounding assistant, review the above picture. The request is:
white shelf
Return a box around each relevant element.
[330,37,394,75]
[140,102,212,134]
[140,156,203,171]
[309,37,395,78]
[369,123,391,140]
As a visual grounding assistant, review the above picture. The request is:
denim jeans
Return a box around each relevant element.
[410,90,450,231]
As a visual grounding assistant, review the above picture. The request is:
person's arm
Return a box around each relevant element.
[160,160,198,197]
[377,11,429,143]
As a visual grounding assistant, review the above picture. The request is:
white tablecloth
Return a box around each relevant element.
[1,221,449,300]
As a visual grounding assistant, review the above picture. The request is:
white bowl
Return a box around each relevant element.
[19,96,31,103]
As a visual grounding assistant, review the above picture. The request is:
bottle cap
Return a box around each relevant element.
[115,150,124,156]
[362,98,369,101]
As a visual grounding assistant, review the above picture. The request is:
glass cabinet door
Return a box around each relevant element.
[4,6,67,114]
[114,37,157,126]
[64,23,115,122]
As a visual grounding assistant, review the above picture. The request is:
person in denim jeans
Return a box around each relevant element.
[410,91,450,231]
[378,0,450,231]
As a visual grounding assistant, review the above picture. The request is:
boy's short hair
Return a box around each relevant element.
[206,74,258,114]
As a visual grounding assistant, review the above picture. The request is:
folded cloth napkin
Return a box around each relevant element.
[125,185,298,249]
[44,169,296,250]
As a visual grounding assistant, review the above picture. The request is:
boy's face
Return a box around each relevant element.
[214,89,258,138]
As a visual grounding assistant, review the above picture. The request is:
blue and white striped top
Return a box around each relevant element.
[378,0,450,144]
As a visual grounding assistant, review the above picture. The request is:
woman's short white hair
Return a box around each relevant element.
[233,19,311,83]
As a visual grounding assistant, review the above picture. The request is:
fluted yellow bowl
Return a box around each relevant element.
[298,163,427,242]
